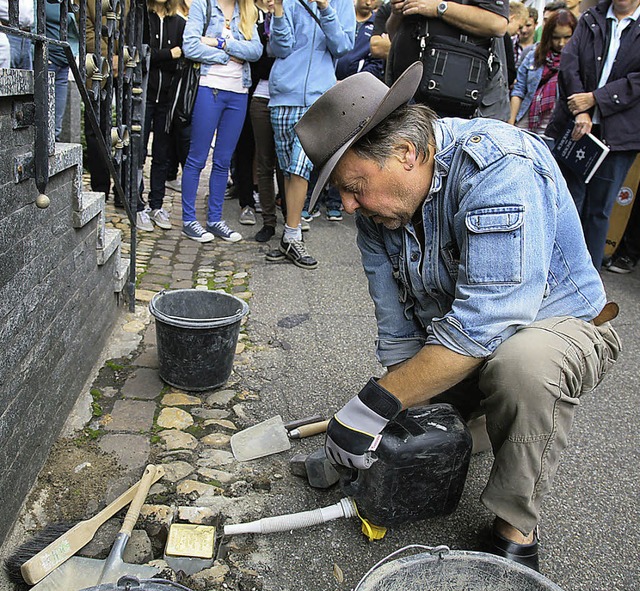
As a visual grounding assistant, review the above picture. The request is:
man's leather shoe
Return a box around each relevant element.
[490,527,540,572]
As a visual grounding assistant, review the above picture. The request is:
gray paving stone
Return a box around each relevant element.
[121,367,164,400]
[99,434,151,471]
[105,399,156,432]
[170,279,193,289]
[135,346,159,369]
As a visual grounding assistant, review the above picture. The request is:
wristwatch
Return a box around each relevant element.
[437,1,449,17]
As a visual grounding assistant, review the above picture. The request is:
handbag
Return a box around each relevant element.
[416,19,493,118]
[165,0,212,133]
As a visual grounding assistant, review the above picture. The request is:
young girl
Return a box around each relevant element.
[142,0,186,231]
[508,9,577,135]
[180,0,262,242]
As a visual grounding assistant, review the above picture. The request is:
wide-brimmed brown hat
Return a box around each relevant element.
[295,61,423,211]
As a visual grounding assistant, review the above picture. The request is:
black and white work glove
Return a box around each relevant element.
[325,378,403,470]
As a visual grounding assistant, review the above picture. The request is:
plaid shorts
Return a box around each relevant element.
[270,106,314,181]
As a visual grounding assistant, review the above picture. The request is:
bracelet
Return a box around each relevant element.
[216,37,225,50]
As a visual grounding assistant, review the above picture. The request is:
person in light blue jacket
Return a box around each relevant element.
[264,0,355,269]
[180,0,262,243]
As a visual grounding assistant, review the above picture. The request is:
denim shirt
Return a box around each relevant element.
[183,0,263,88]
[357,117,606,367]
[510,46,544,123]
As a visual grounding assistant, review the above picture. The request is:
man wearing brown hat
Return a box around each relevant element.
[294,62,620,571]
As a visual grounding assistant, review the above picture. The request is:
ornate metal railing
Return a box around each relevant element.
[0,0,149,311]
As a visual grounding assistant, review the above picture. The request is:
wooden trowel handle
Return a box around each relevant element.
[121,465,158,536]
[292,420,330,438]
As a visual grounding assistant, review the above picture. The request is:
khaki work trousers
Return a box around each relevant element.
[435,316,621,535]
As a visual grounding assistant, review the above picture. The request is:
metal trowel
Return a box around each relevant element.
[231,415,330,461]
[231,415,292,461]
[31,465,162,591]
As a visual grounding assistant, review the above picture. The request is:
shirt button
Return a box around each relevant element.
[411,252,420,262]
[470,135,481,143]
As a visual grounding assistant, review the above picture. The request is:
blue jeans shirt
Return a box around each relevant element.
[357,117,607,367]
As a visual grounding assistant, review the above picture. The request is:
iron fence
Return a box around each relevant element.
[0,0,150,311]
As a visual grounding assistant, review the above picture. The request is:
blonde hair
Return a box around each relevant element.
[237,0,258,40]
[147,0,179,16]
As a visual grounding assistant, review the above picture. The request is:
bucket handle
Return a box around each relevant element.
[354,544,451,591]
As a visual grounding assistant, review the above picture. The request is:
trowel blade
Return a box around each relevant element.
[230,415,292,461]
[30,556,159,591]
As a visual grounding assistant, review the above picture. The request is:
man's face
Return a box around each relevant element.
[612,0,640,15]
[520,17,536,41]
[564,0,580,9]
[508,12,526,35]
[355,0,374,14]
[332,149,425,230]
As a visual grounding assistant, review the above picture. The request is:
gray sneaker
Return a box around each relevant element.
[239,206,256,225]
[151,208,172,230]
[136,210,154,232]
[182,220,214,243]
[165,178,182,192]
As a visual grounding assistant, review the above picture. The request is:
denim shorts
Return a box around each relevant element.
[270,106,313,181]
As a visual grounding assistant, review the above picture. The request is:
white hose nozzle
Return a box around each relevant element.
[223,497,357,536]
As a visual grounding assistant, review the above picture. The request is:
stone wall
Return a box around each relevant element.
[0,69,125,546]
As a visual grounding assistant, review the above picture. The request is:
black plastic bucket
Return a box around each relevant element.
[355,546,565,591]
[149,289,249,391]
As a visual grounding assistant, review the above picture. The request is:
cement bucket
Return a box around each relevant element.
[355,545,565,591]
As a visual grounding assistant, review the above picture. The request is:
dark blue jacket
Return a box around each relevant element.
[547,0,640,151]
[335,12,384,81]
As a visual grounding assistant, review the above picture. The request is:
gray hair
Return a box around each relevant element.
[350,104,437,168]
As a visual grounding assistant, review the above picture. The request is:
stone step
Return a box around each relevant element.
[72,191,105,231]
[115,255,131,294]
[98,228,122,266]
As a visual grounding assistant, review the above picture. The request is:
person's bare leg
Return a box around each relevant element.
[494,517,534,544]
[285,173,308,231]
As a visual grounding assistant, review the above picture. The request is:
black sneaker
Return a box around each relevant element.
[607,255,635,274]
[275,236,318,269]
[255,225,276,242]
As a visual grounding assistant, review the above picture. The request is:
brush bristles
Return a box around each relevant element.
[3,522,76,585]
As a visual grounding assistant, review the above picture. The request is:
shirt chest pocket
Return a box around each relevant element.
[464,206,524,285]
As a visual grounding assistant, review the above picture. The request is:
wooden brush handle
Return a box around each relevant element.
[21,465,165,585]
[121,465,158,536]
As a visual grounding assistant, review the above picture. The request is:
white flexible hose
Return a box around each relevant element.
[223,497,357,536]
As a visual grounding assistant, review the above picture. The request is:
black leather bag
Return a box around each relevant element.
[165,0,212,132]
[417,20,492,118]
[166,59,202,132]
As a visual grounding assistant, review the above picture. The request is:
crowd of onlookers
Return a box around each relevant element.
[1,0,639,273]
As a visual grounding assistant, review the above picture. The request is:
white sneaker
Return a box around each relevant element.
[136,210,154,232]
[151,208,172,230]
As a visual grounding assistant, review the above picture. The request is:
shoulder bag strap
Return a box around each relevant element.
[295,0,324,29]
[204,0,212,36]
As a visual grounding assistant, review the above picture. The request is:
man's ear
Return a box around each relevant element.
[393,141,419,171]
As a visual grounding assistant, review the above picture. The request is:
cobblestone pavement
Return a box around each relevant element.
[1,163,639,591]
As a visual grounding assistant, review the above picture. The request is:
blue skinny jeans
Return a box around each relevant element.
[182,86,248,224]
